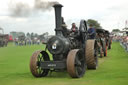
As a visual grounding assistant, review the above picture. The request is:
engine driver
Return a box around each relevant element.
[61,17,69,37]
[71,23,78,32]
[69,23,79,38]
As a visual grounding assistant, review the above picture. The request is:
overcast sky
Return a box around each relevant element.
[0,0,128,35]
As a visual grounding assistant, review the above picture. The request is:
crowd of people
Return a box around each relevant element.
[113,35,128,52]
[14,37,41,46]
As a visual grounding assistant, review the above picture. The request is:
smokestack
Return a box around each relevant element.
[53,4,63,36]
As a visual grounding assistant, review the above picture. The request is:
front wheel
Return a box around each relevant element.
[30,50,50,77]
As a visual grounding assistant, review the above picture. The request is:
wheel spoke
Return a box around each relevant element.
[40,56,43,61]
[75,51,85,76]
[38,55,41,61]
[76,66,83,76]
[75,56,81,66]
[39,67,42,74]
[79,57,84,62]
[77,67,82,72]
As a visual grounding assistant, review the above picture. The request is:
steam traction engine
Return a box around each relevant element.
[0,28,8,47]
[104,30,112,50]
[96,29,109,58]
[30,4,98,78]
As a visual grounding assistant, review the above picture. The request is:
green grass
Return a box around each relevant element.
[0,42,128,85]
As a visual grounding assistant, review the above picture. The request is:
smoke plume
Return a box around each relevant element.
[9,2,31,17]
[8,0,59,17]
[34,0,59,11]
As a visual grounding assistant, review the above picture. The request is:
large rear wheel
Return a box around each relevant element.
[67,49,86,78]
[85,40,98,69]
[30,50,50,77]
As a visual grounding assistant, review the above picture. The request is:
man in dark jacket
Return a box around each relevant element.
[88,24,96,39]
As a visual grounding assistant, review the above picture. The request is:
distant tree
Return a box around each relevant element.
[125,28,128,30]
[0,27,2,30]
[0,27,4,34]
[31,32,34,39]
[112,29,120,32]
[26,32,30,38]
[44,32,48,37]
[87,19,102,29]
[34,33,38,37]
[18,32,25,37]
[45,32,49,35]
[39,32,49,41]
[123,27,128,30]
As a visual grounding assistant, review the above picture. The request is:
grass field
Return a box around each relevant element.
[0,42,128,85]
